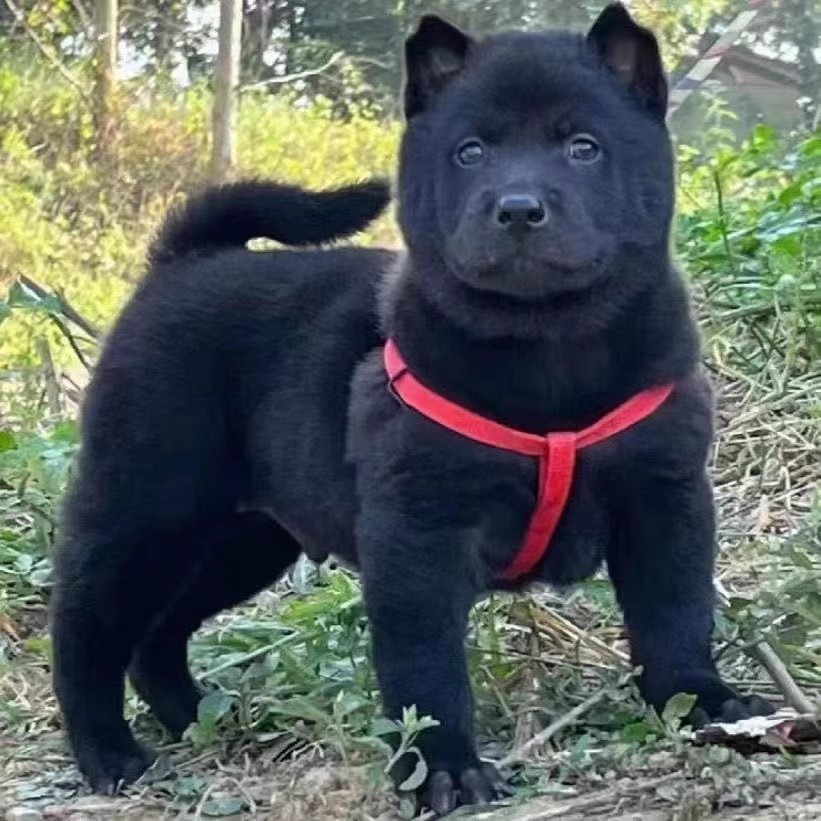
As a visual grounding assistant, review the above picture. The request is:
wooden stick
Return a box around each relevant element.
[240,51,345,92]
[499,687,607,769]
[48,313,93,372]
[36,338,62,416]
[751,640,816,714]
[714,580,815,713]
[2,0,93,108]
[18,275,102,340]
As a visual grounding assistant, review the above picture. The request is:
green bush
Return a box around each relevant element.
[0,56,399,392]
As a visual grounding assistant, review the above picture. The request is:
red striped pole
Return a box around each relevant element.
[668,0,771,118]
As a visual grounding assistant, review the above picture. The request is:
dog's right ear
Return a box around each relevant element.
[404,15,475,118]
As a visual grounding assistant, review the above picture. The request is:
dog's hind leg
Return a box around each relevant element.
[53,511,300,793]
[128,511,301,738]
[52,518,215,793]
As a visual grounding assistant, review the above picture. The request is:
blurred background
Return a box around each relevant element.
[0,3,818,819]
[0,0,818,380]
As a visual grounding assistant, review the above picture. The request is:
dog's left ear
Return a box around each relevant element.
[587,3,667,118]
[404,15,476,119]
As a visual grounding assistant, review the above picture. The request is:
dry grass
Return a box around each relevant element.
[1,282,818,820]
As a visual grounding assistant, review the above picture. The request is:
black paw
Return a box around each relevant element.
[417,762,511,817]
[75,738,156,795]
[644,672,775,729]
[689,694,775,728]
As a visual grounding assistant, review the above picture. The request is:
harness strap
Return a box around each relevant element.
[503,432,576,580]
[384,339,674,580]
[385,339,546,455]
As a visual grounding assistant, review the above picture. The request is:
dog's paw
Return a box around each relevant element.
[689,694,775,728]
[418,762,511,817]
[76,739,156,795]
[644,672,775,729]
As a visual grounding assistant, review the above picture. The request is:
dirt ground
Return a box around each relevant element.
[2,725,820,820]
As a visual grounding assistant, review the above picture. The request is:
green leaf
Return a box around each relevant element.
[661,692,697,727]
[267,696,331,724]
[371,717,400,738]
[771,236,801,259]
[170,775,207,800]
[621,721,655,745]
[398,796,417,819]
[787,545,814,571]
[51,421,79,443]
[398,749,428,792]
[29,565,53,586]
[777,182,804,208]
[800,135,821,159]
[201,797,247,817]
[196,692,234,726]
[15,553,34,574]
[7,280,62,313]
[751,123,776,152]
[0,429,17,453]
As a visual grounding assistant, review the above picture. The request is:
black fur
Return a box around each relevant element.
[150,178,391,262]
[52,4,772,815]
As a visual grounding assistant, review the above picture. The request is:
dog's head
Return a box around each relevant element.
[398,3,674,305]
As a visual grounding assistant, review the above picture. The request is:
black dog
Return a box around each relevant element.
[52,4,772,815]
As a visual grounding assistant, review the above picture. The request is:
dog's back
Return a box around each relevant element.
[65,178,393,550]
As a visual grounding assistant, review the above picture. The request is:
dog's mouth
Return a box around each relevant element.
[449,249,612,299]
[444,220,616,299]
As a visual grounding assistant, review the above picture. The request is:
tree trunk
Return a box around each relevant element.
[242,1,280,83]
[93,0,118,161]
[211,0,243,183]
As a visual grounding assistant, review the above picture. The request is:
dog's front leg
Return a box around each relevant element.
[357,509,506,815]
[608,472,774,724]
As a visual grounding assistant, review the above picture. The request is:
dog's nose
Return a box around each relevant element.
[495,194,547,227]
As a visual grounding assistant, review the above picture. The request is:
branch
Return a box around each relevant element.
[714,580,815,714]
[48,313,93,372]
[239,51,345,92]
[36,337,62,416]
[18,275,102,340]
[2,0,93,109]
[751,641,816,714]
[69,0,92,31]
[499,687,608,769]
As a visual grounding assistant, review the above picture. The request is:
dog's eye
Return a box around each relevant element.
[568,135,601,163]
[456,140,485,167]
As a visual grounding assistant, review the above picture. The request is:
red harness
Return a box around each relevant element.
[384,339,674,581]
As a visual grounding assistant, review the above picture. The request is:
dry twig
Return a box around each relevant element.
[499,687,608,769]
[2,0,93,108]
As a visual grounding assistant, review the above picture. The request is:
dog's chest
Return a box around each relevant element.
[349,352,648,586]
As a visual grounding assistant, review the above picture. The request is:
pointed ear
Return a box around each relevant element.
[587,3,667,118]
[404,15,476,118]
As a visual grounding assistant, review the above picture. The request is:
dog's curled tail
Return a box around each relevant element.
[149,178,391,263]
